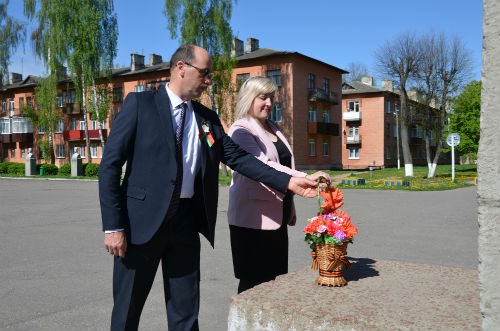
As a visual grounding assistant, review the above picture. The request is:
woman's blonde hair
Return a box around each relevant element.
[234,76,277,120]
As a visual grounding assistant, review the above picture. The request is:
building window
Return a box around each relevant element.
[308,107,317,122]
[323,78,330,94]
[236,73,249,89]
[38,126,45,134]
[385,123,390,137]
[267,70,282,87]
[55,119,64,133]
[9,99,14,111]
[0,118,11,133]
[11,147,16,158]
[308,139,316,156]
[322,111,330,123]
[21,148,26,158]
[348,126,359,137]
[91,144,99,158]
[348,100,360,112]
[12,117,33,133]
[79,118,86,130]
[1,100,6,112]
[385,146,391,159]
[322,141,329,156]
[308,74,315,90]
[26,96,32,107]
[55,145,65,158]
[65,89,76,104]
[134,85,145,92]
[385,100,392,113]
[91,120,105,130]
[113,87,123,103]
[70,118,77,130]
[72,144,86,158]
[56,94,64,107]
[270,103,282,122]
[19,97,24,108]
[348,147,359,159]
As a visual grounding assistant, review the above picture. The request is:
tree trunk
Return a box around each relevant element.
[91,82,106,151]
[209,85,229,176]
[81,77,92,163]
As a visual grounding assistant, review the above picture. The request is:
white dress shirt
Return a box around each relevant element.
[165,84,201,198]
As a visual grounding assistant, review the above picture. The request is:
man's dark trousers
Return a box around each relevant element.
[110,198,200,331]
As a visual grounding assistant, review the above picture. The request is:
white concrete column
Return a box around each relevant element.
[478,0,500,329]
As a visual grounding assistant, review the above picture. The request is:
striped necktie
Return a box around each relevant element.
[166,102,187,219]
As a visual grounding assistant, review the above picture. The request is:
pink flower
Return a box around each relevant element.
[317,224,328,233]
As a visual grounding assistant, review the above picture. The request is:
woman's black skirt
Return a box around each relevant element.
[229,222,288,281]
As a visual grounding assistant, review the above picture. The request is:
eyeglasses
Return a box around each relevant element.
[184,62,212,78]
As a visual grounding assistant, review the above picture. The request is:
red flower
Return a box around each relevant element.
[320,187,344,213]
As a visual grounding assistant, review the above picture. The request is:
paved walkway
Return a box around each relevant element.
[0,178,478,330]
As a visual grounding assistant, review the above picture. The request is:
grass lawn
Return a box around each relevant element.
[219,164,477,191]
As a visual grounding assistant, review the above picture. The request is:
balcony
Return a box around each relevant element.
[0,133,34,143]
[344,135,362,145]
[307,88,339,105]
[307,122,339,136]
[343,111,362,121]
[63,129,107,141]
[64,103,81,114]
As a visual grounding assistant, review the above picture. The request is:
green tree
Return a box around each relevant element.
[0,0,25,87]
[164,0,237,122]
[65,0,117,162]
[23,0,117,163]
[448,80,481,163]
[23,75,60,163]
[164,0,237,175]
[23,0,71,164]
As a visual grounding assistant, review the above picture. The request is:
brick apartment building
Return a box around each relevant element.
[342,77,450,169]
[1,38,448,171]
[1,37,348,170]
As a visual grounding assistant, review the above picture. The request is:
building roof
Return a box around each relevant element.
[342,81,387,94]
[237,47,348,74]
[2,46,347,90]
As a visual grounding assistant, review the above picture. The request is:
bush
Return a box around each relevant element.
[0,162,12,174]
[84,163,99,177]
[7,162,25,176]
[40,164,59,176]
[59,163,71,176]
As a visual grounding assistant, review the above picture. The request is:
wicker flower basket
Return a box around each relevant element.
[311,242,351,287]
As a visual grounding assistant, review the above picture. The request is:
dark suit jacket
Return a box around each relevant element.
[99,87,291,246]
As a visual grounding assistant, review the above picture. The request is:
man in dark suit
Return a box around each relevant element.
[99,45,321,331]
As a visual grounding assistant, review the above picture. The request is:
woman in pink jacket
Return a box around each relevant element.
[227,76,329,293]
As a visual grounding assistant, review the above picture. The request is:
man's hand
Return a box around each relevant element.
[288,176,318,198]
[104,231,127,258]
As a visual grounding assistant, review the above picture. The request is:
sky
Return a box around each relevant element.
[7,0,483,84]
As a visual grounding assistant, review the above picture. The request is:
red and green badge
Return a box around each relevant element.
[199,121,215,147]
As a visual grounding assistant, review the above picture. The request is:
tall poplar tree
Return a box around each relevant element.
[164,0,237,175]
[66,0,117,162]
[23,0,117,163]
[0,0,25,87]
[23,0,70,164]
[164,0,237,122]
